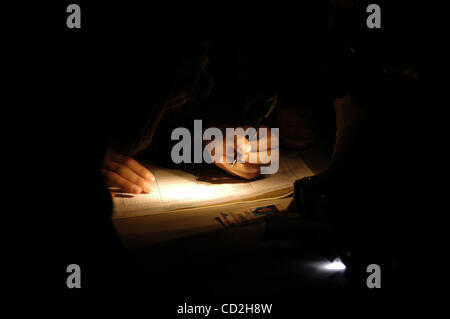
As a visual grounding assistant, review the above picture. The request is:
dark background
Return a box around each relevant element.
[1,0,442,304]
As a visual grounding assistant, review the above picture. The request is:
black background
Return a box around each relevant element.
[1,0,443,305]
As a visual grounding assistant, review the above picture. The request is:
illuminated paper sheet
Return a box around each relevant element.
[112,151,313,219]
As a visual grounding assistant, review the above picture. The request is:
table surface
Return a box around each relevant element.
[113,146,330,249]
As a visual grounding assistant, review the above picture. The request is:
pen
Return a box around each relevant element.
[231,95,278,167]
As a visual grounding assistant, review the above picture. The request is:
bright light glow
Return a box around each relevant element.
[322,258,346,271]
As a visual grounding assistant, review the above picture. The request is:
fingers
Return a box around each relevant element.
[235,137,252,155]
[102,169,143,194]
[108,151,155,182]
[246,126,279,152]
[118,157,155,182]
[103,160,153,193]
[207,126,280,180]
[209,133,251,162]
[213,133,279,180]
[207,125,279,158]
[103,148,155,194]
[245,148,280,165]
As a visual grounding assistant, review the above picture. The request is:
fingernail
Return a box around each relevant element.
[143,183,152,193]
[131,185,141,194]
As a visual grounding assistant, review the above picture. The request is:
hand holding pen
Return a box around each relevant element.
[231,95,278,166]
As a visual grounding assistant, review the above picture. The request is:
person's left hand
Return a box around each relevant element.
[102,148,155,194]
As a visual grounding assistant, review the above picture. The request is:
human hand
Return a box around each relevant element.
[205,125,279,180]
[102,148,155,194]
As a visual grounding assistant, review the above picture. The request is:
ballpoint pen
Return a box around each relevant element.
[231,95,278,167]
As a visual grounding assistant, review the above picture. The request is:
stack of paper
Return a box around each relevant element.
[112,151,313,219]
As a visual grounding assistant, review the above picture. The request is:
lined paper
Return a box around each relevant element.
[112,151,313,219]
